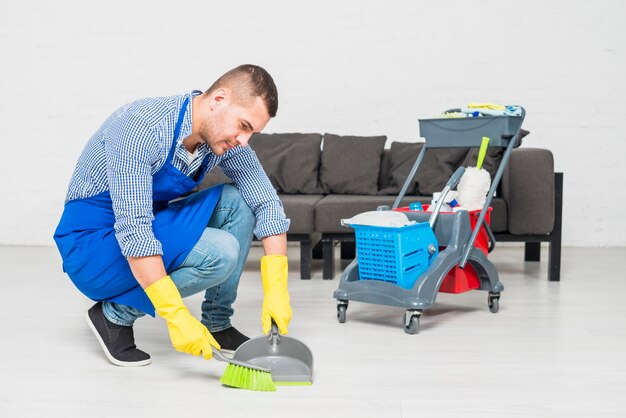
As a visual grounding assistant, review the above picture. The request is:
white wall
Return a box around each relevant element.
[1,0,624,247]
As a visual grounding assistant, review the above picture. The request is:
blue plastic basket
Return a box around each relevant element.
[353,222,438,289]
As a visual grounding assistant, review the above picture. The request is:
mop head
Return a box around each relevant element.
[457,167,491,210]
[221,363,276,392]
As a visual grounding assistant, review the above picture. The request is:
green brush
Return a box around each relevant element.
[476,136,490,169]
[213,348,276,392]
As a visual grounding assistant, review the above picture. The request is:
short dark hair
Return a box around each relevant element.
[206,64,278,117]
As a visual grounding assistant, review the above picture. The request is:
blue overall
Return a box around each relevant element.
[54,98,224,316]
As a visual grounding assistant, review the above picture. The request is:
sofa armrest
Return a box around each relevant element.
[500,148,555,235]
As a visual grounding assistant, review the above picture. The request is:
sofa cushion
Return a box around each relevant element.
[249,133,323,194]
[458,129,530,179]
[315,194,507,233]
[279,194,325,234]
[459,147,504,181]
[378,149,393,190]
[379,142,424,195]
[414,148,469,195]
[379,142,468,196]
[319,133,387,195]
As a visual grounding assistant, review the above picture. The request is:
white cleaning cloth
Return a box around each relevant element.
[341,211,415,228]
[457,167,491,210]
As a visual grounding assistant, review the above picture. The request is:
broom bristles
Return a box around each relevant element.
[221,363,276,392]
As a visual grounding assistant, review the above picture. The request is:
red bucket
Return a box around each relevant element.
[395,205,492,293]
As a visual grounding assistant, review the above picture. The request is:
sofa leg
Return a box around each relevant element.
[312,240,323,260]
[340,241,355,260]
[548,239,561,282]
[548,172,563,282]
[299,239,312,280]
[525,242,541,262]
[323,239,335,280]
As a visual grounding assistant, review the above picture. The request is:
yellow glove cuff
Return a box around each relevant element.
[260,255,291,334]
[261,255,288,288]
[144,275,184,317]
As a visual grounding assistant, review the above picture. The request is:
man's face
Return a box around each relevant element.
[201,92,270,156]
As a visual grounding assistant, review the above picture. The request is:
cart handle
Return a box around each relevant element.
[459,106,526,267]
[483,219,496,253]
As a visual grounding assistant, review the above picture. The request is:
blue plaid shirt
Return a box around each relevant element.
[65,91,289,258]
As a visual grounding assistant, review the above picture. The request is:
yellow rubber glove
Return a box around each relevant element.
[145,275,220,360]
[260,255,292,334]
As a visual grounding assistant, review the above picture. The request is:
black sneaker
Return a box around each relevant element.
[211,326,250,356]
[86,302,151,367]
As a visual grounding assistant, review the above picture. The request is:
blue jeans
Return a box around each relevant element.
[103,185,255,332]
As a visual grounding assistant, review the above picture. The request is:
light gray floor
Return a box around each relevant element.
[1,245,625,417]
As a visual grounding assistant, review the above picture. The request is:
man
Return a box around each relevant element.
[54,64,292,367]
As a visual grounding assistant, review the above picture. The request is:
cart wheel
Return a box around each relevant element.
[403,310,422,335]
[337,300,348,323]
[488,292,500,313]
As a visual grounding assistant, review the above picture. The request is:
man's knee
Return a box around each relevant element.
[220,185,255,229]
[195,230,240,283]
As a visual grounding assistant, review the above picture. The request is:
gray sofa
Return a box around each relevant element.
[198,133,563,282]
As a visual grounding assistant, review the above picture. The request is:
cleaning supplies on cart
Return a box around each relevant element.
[438,111,466,118]
[332,106,524,334]
[461,103,522,117]
[439,103,522,118]
[341,210,415,228]
[457,137,491,210]
[431,191,459,212]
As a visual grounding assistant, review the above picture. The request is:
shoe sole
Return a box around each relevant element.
[85,312,152,367]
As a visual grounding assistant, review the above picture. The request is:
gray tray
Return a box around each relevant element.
[418,114,523,148]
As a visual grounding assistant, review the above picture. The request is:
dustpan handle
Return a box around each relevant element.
[268,320,281,351]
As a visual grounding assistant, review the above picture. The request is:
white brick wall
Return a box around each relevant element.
[1,0,624,246]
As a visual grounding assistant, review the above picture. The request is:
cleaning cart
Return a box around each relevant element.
[333,106,526,333]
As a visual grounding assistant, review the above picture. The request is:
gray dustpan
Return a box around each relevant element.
[232,323,313,385]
